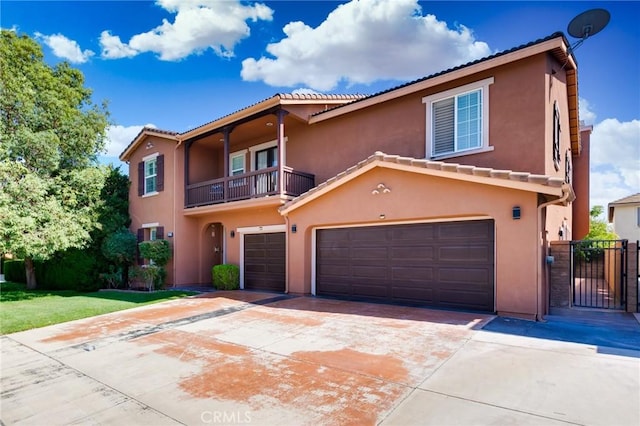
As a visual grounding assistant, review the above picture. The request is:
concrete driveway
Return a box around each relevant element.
[1,291,639,425]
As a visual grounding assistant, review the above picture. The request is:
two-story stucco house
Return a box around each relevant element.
[608,194,640,242]
[120,32,591,320]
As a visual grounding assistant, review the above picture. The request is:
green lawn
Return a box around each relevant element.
[0,282,198,334]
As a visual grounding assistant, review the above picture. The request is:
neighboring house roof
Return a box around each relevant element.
[280,152,573,215]
[608,193,640,222]
[119,127,179,162]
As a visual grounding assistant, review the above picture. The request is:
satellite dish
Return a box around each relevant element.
[567,8,610,40]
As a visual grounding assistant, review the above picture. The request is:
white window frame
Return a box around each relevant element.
[229,149,247,176]
[248,138,287,171]
[423,77,494,160]
[142,152,159,196]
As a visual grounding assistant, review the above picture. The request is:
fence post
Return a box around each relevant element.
[549,241,571,309]
[626,241,638,313]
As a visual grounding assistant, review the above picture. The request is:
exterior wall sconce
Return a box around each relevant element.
[379,214,386,220]
[167,232,174,238]
[291,224,297,233]
[230,230,235,238]
[512,206,521,220]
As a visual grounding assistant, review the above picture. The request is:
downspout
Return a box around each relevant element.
[283,212,290,294]
[536,187,571,321]
[172,137,181,287]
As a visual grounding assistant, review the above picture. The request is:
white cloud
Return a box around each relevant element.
[241,0,490,91]
[579,97,597,125]
[291,88,321,95]
[99,31,138,59]
[589,118,640,209]
[35,32,94,63]
[100,0,273,61]
[104,124,156,157]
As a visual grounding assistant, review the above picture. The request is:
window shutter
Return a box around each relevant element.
[156,226,164,240]
[137,228,144,265]
[156,155,164,192]
[433,97,455,155]
[138,161,144,196]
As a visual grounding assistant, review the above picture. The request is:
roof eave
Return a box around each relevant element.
[119,130,179,162]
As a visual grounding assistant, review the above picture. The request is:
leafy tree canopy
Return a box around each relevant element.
[0,30,111,288]
[585,205,618,240]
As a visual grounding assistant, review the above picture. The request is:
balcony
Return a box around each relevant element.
[185,166,315,208]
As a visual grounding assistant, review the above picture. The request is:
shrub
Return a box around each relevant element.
[37,249,100,292]
[139,240,171,265]
[212,264,240,290]
[4,259,26,283]
[131,265,166,291]
[138,239,171,290]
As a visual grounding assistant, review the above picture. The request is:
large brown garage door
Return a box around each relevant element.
[316,220,494,312]
[244,233,285,292]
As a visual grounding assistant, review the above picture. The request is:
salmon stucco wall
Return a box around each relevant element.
[127,136,178,285]
[283,167,542,318]
[176,205,285,285]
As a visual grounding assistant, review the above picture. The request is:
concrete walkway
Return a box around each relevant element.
[1,292,639,425]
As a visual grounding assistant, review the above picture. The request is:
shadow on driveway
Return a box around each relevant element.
[482,310,640,356]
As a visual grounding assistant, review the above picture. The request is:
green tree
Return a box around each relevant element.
[0,30,110,289]
[585,205,618,240]
[101,228,137,287]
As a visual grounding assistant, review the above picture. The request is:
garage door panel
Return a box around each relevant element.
[439,289,492,310]
[438,221,493,239]
[392,226,435,241]
[351,247,388,259]
[392,266,434,281]
[391,246,434,260]
[244,232,285,292]
[316,220,494,312]
[392,287,435,302]
[438,267,491,284]
[352,283,388,298]
[352,265,387,279]
[438,245,493,262]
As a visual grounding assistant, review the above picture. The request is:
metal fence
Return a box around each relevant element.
[570,239,627,310]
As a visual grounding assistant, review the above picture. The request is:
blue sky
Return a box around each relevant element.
[2,0,639,210]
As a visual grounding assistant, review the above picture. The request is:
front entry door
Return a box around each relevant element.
[211,223,223,268]
[255,147,277,194]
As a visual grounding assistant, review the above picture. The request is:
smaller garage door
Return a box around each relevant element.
[316,220,494,312]
[244,233,285,292]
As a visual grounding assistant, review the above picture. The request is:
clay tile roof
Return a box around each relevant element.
[182,93,366,134]
[280,151,572,213]
[118,126,179,161]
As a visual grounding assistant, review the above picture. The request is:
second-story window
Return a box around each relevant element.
[230,151,246,176]
[137,153,164,197]
[145,158,157,193]
[424,77,493,159]
[553,102,561,171]
[564,149,572,184]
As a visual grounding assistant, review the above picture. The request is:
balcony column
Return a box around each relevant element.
[184,140,193,207]
[222,127,231,201]
[276,109,288,195]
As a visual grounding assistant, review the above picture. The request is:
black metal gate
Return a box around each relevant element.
[570,240,627,310]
